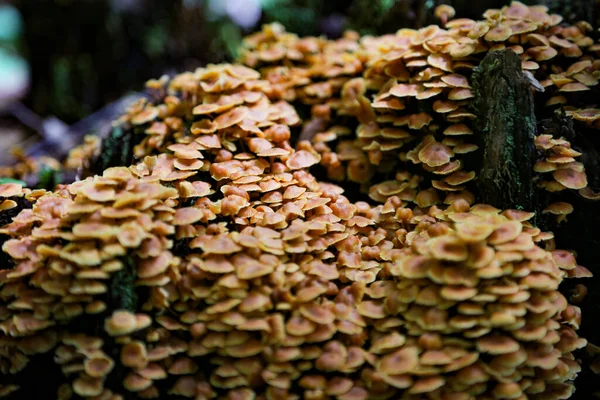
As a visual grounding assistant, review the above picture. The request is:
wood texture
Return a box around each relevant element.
[472,49,537,212]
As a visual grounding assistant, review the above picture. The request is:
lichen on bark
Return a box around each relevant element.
[472,49,537,212]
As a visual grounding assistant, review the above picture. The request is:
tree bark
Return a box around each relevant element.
[472,49,537,212]
[470,48,600,400]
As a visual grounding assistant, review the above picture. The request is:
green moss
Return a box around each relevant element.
[107,256,138,312]
[471,50,536,212]
[91,124,143,175]
[36,164,63,191]
[0,178,26,186]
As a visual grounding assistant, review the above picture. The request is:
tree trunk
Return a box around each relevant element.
[472,49,537,212]
[471,48,599,400]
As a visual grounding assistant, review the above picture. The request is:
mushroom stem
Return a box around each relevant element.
[472,49,536,212]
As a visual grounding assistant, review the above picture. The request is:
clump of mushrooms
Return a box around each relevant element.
[1,2,599,399]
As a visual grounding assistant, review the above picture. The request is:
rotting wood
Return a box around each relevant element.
[472,49,537,212]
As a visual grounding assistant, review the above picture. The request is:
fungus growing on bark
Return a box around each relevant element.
[1,2,599,398]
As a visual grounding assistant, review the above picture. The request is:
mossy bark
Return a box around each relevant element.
[90,125,142,176]
[472,49,537,213]
[471,49,600,400]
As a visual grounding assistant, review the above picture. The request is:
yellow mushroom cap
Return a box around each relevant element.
[434,5,456,20]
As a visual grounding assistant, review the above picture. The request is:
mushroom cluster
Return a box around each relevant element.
[533,133,589,227]
[0,150,61,185]
[0,169,591,399]
[0,184,24,214]
[380,202,590,399]
[237,1,600,206]
[0,170,179,398]
[535,133,587,195]
[0,2,598,399]
[64,135,102,172]
[239,23,364,106]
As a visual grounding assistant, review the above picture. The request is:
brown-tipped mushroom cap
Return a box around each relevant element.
[553,168,587,189]
[377,346,419,375]
[72,375,103,397]
[0,183,23,197]
[105,311,137,336]
[476,335,520,355]
[418,141,454,167]
[434,5,456,22]
[543,202,573,215]
[484,25,512,42]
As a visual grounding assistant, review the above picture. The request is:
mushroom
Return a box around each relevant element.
[0,4,597,398]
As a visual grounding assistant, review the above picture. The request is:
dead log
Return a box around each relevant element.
[472,49,537,212]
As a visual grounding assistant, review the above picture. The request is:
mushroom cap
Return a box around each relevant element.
[447,88,473,100]
[121,341,148,368]
[503,1,529,19]
[509,21,537,35]
[433,100,459,113]
[484,25,512,42]
[0,199,18,211]
[0,183,23,197]
[407,376,446,394]
[286,150,320,170]
[455,221,495,243]
[434,5,456,20]
[441,74,470,88]
[72,376,104,397]
[579,187,600,200]
[553,168,587,189]
[390,83,421,97]
[418,141,454,167]
[427,54,454,72]
[428,235,468,261]
[131,107,159,125]
[488,221,522,245]
[0,12,595,399]
[443,124,473,136]
[377,346,420,375]
[84,355,115,378]
[560,82,590,92]
[123,373,153,392]
[476,335,520,354]
[573,108,600,122]
[105,311,137,336]
[543,202,573,215]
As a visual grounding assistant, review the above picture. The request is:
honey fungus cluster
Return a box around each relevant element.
[1,2,599,399]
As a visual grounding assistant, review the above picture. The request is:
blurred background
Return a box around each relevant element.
[1,0,599,166]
